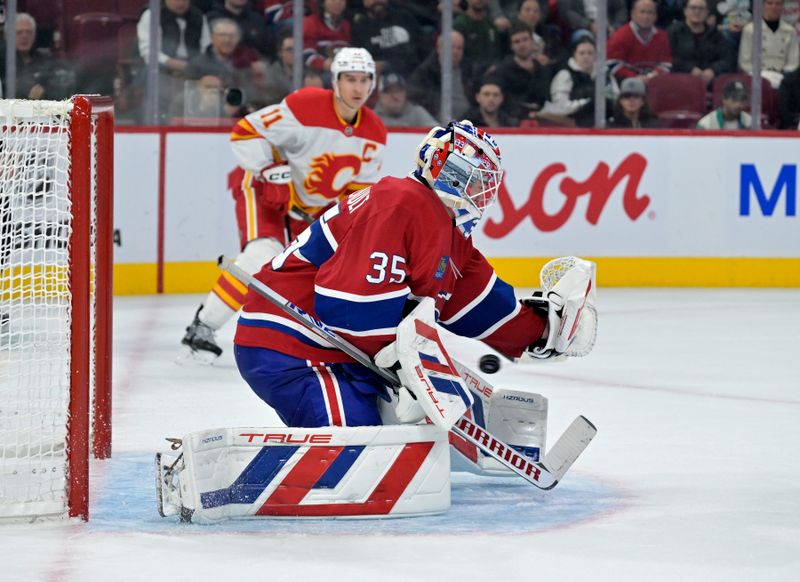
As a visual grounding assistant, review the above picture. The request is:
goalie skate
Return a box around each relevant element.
[155,444,192,522]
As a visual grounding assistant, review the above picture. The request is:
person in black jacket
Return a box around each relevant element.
[493,21,550,119]
[408,31,476,121]
[545,36,614,127]
[464,77,519,127]
[667,0,734,86]
[778,68,800,129]
[351,0,423,77]
[0,13,76,100]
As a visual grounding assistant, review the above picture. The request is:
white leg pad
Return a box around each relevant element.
[450,372,548,476]
[169,425,451,522]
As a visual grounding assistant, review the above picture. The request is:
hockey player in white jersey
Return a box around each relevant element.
[181,47,387,361]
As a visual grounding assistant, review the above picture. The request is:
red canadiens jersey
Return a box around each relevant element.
[230,87,387,215]
[234,176,546,362]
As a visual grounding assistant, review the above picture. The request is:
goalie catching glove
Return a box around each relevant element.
[524,256,598,360]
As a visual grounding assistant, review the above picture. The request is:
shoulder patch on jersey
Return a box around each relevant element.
[434,256,450,280]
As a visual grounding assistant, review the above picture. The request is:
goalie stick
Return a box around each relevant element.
[219,257,596,490]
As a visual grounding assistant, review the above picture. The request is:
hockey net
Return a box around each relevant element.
[0,97,113,521]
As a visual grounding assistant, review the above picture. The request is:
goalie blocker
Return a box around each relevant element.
[157,425,450,523]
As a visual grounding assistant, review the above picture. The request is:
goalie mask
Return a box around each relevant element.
[414,120,503,238]
[331,47,377,98]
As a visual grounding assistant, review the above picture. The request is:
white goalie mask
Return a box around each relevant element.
[414,120,503,238]
[331,47,377,98]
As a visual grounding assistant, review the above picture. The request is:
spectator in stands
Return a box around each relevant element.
[464,77,519,127]
[260,30,295,105]
[186,18,259,108]
[607,77,661,127]
[455,0,500,73]
[717,0,751,48]
[668,0,735,86]
[0,13,75,100]
[513,0,567,67]
[607,0,673,84]
[697,79,752,128]
[739,0,799,89]
[170,74,245,120]
[486,0,522,33]
[304,0,352,71]
[259,1,318,33]
[495,22,550,119]
[393,0,443,38]
[137,0,211,119]
[782,0,800,37]
[303,67,325,87]
[373,71,439,126]
[543,36,614,127]
[137,0,211,79]
[352,0,422,76]
[657,0,686,29]
[778,67,800,128]
[207,0,274,58]
[408,31,473,121]
[558,0,629,38]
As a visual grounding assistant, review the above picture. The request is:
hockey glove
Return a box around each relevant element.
[258,161,292,212]
[375,342,426,424]
[523,257,598,360]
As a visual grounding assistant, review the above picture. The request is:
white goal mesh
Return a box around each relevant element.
[0,98,112,520]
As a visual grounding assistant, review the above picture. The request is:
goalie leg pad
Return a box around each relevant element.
[377,297,473,430]
[450,384,548,476]
[163,425,451,523]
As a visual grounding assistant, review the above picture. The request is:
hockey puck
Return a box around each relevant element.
[478,354,501,374]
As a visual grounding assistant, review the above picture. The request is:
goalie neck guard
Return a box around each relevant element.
[414,120,503,238]
[331,47,377,98]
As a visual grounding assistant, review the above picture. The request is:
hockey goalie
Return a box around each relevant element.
[157,121,597,522]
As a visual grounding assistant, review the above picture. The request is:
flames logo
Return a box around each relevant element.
[303,153,363,200]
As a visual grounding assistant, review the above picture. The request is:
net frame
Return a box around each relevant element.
[0,95,113,521]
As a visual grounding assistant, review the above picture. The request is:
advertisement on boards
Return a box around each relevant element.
[112,130,800,291]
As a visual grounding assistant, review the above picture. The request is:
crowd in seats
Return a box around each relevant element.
[1,0,800,129]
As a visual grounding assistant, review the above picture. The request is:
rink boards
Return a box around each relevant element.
[111,128,800,292]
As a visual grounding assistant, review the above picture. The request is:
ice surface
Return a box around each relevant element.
[3,289,800,581]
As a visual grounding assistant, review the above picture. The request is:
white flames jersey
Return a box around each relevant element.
[230,87,387,214]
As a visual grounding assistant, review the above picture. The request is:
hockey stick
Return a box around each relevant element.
[290,204,315,224]
[219,257,596,490]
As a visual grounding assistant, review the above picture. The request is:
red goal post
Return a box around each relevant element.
[0,95,113,521]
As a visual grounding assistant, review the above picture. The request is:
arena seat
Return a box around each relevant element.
[68,12,123,95]
[646,73,708,116]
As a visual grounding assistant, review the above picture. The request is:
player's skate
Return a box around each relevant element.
[180,305,222,363]
[155,439,192,522]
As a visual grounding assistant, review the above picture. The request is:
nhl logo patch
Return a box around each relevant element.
[344,126,353,136]
[434,256,449,280]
